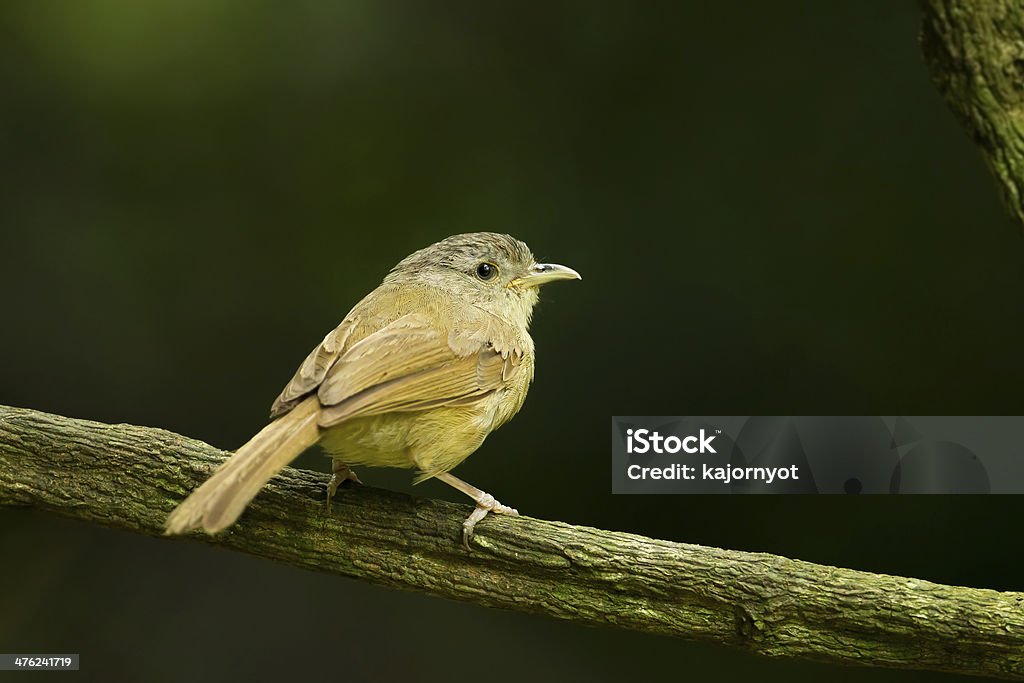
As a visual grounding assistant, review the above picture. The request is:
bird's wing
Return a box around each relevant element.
[316,312,524,427]
[269,320,356,418]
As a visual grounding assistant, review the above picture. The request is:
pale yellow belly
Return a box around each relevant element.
[317,399,499,477]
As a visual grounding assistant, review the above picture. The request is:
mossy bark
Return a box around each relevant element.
[920,0,1024,228]
[0,405,1022,679]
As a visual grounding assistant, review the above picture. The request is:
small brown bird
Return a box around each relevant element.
[165,233,580,546]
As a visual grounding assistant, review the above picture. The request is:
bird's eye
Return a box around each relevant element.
[476,262,498,281]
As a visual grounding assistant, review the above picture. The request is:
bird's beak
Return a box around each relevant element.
[511,262,582,288]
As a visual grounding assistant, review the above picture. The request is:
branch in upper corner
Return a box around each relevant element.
[919,0,1024,229]
[0,404,1022,680]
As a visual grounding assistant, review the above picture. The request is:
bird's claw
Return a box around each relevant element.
[325,465,362,513]
[461,493,519,550]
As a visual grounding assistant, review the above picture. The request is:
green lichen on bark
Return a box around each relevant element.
[920,0,1024,228]
[0,405,1022,679]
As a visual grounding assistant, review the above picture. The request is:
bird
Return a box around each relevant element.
[165,232,580,547]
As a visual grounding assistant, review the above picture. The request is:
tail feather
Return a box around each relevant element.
[165,396,320,534]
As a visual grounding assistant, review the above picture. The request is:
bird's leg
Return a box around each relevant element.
[434,472,519,549]
[326,459,362,512]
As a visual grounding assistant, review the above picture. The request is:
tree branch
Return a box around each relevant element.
[920,0,1024,229]
[0,405,1021,679]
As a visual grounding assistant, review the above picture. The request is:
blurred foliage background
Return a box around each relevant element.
[2,1,1022,681]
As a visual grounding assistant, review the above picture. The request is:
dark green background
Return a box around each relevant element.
[1,2,1021,681]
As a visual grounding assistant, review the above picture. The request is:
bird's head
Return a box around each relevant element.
[386,232,581,327]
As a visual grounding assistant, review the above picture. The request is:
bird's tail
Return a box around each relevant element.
[165,396,321,535]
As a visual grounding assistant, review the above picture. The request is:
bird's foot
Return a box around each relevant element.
[325,462,362,513]
[462,492,518,550]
